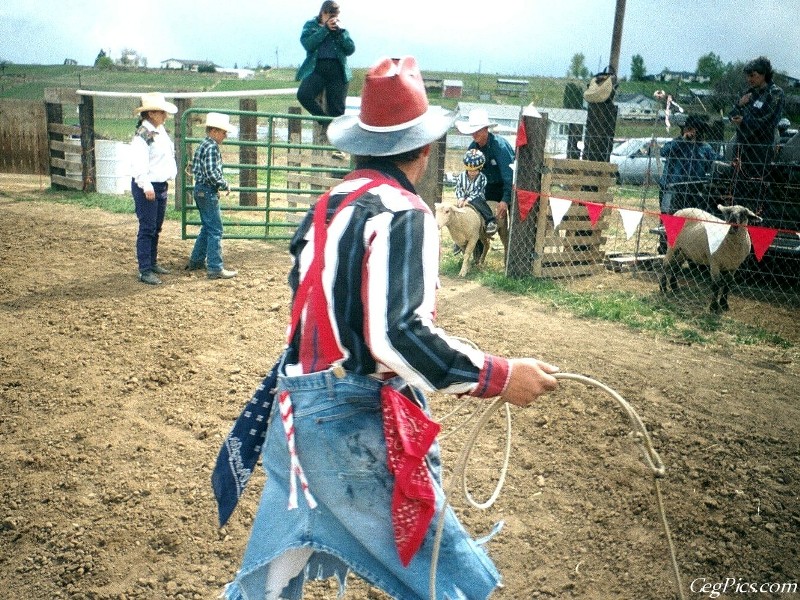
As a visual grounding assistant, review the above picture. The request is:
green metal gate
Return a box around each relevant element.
[179,107,351,241]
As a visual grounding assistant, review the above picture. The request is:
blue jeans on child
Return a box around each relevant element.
[189,184,224,272]
[223,368,501,600]
[132,180,168,273]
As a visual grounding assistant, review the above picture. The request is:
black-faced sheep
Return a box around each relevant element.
[660,204,762,313]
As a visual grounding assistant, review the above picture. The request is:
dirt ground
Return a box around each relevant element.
[1,181,799,599]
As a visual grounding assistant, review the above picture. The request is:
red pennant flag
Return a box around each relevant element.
[747,225,779,262]
[584,202,604,227]
[515,120,528,148]
[660,213,687,248]
[516,189,539,221]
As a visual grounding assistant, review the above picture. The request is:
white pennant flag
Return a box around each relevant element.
[618,208,644,240]
[704,221,731,255]
[549,197,572,230]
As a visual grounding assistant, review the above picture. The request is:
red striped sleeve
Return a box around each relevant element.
[472,355,511,398]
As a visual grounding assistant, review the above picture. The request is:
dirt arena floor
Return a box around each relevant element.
[1,179,798,599]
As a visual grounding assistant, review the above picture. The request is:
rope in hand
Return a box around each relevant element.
[429,372,686,600]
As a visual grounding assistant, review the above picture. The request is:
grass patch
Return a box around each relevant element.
[19,188,182,221]
[440,254,792,348]
[11,186,793,350]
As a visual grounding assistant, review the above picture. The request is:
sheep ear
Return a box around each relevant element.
[747,209,762,223]
[717,204,728,213]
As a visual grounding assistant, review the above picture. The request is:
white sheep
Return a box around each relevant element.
[660,204,761,313]
[434,203,490,277]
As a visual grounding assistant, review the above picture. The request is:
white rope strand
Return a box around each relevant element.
[429,371,685,600]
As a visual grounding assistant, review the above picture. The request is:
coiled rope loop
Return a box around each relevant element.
[429,371,685,600]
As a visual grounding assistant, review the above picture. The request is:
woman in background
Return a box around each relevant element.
[129,92,178,285]
[295,1,356,118]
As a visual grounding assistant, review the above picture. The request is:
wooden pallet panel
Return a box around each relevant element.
[530,157,618,278]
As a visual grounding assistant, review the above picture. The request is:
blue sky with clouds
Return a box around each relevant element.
[1,0,798,78]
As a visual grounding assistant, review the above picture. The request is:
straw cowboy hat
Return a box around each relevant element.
[583,74,615,103]
[326,56,455,157]
[133,92,178,115]
[455,108,498,135]
[205,112,238,134]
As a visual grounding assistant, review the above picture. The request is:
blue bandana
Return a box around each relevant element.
[211,353,284,527]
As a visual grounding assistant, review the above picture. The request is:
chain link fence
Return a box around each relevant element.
[440,75,799,324]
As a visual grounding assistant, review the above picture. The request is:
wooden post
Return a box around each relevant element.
[286,106,303,226]
[44,89,66,189]
[239,98,258,206]
[173,97,192,210]
[609,0,626,76]
[506,113,548,278]
[78,94,96,192]
[416,135,446,212]
[584,100,618,164]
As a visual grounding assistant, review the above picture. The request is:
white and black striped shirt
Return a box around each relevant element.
[285,162,509,397]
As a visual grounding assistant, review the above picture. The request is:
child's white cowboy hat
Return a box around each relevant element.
[205,112,238,134]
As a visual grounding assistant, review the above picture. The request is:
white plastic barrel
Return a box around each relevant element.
[95,140,132,194]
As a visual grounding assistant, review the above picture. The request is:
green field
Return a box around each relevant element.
[0,63,706,141]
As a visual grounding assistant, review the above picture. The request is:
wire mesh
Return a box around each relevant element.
[490,79,800,319]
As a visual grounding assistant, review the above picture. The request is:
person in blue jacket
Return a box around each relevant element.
[456,109,515,259]
[295,1,356,118]
[658,114,718,214]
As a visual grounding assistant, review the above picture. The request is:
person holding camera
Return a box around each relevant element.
[295,1,356,118]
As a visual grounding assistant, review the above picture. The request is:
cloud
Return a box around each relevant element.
[1,0,798,77]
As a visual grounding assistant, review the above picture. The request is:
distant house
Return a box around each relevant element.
[688,87,715,102]
[217,67,255,79]
[442,79,463,98]
[778,74,800,89]
[495,78,530,97]
[615,92,661,120]
[656,70,710,84]
[160,58,218,72]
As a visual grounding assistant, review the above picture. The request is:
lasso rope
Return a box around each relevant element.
[429,371,685,600]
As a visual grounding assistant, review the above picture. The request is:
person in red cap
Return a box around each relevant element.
[222,55,559,600]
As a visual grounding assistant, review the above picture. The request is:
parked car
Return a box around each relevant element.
[651,152,800,277]
[610,137,672,185]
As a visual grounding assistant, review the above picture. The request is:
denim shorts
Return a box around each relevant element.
[223,368,501,600]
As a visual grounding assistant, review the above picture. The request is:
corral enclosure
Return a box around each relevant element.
[1,68,799,600]
[0,190,798,599]
[3,81,797,328]
[1,60,799,600]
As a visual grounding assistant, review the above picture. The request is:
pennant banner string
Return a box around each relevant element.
[519,188,797,241]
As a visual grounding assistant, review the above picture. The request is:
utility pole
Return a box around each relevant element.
[584,0,625,164]
[609,0,625,75]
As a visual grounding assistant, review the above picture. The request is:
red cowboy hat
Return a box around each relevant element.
[327,56,455,156]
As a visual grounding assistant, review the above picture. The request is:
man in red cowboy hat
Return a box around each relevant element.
[222,55,559,600]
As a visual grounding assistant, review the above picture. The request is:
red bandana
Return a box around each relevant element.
[381,385,441,566]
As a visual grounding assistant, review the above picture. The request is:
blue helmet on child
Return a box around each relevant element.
[463,148,485,170]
